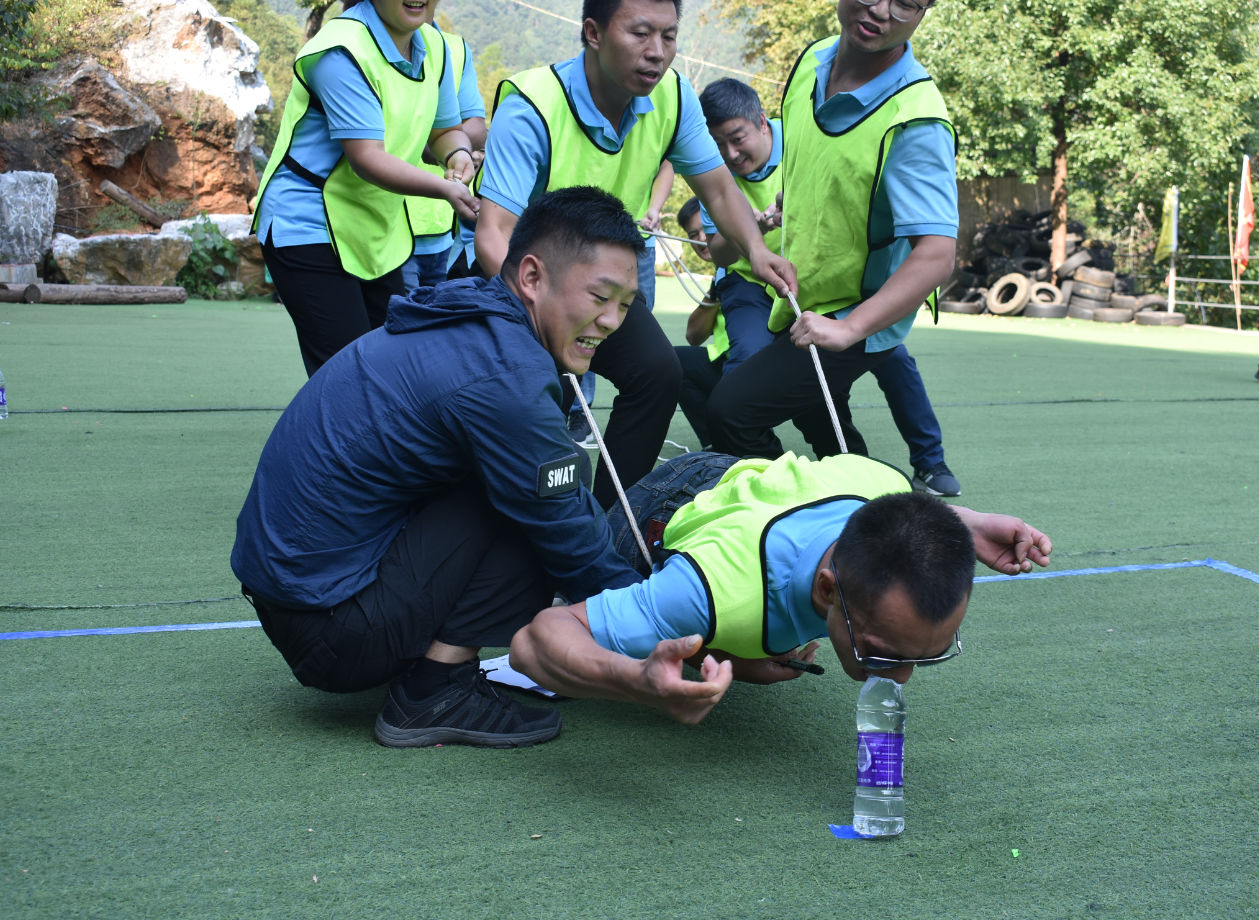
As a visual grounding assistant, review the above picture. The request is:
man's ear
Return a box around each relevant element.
[515,252,546,305]
[582,17,601,50]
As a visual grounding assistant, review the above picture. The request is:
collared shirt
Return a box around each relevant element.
[806,40,956,351]
[478,51,723,221]
[256,2,461,248]
[586,499,861,658]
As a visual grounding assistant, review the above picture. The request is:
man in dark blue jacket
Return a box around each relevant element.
[231,187,644,749]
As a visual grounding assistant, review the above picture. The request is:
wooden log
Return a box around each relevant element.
[22,283,188,304]
[99,180,166,228]
[0,284,27,302]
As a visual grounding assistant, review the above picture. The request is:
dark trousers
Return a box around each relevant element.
[676,345,723,450]
[712,272,774,373]
[581,290,682,509]
[245,486,552,694]
[707,331,891,459]
[263,235,404,377]
[871,344,946,472]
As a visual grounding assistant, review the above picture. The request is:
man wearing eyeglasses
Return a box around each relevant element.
[510,451,1051,721]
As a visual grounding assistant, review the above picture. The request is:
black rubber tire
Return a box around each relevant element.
[1070,293,1111,311]
[1092,306,1134,323]
[1057,250,1092,279]
[1071,280,1112,301]
[1029,281,1062,303]
[939,298,986,314]
[1067,303,1095,320]
[986,273,1032,315]
[1023,301,1068,318]
[1135,309,1186,326]
[1109,293,1138,311]
[1135,293,1167,311]
[1073,266,1116,287]
[1016,256,1050,281]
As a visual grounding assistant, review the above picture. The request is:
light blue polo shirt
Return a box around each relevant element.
[256,2,461,249]
[807,40,957,352]
[478,51,724,234]
[586,499,861,658]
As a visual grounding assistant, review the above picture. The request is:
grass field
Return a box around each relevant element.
[2,282,1257,919]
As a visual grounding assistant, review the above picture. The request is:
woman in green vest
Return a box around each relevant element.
[252,0,478,376]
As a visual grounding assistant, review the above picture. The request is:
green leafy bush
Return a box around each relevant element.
[176,214,239,300]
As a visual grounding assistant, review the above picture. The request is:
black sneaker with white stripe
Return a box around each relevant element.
[911,462,962,497]
[374,662,562,749]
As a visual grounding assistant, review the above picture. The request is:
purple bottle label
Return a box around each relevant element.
[856,732,904,787]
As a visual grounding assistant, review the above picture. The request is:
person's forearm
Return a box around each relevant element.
[474,198,518,276]
[841,234,956,340]
[343,138,453,197]
[510,606,649,704]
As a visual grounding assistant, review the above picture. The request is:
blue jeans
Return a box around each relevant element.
[399,248,452,293]
[713,272,774,373]
[604,451,739,575]
[870,345,945,471]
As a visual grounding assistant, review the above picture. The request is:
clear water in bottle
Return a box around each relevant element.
[852,675,906,837]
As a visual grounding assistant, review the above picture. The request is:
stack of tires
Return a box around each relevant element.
[937,209,1184,325]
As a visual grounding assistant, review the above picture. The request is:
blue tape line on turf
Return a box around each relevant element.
[973,558,1259,584]
[2,559,1256,642]
[829,824,877,840]
[0,620,260,640]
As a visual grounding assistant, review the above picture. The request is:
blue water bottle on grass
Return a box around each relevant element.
[0,365,8,420]
[853,675,906,837]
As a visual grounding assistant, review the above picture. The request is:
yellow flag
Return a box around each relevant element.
[1154,187,1178,262]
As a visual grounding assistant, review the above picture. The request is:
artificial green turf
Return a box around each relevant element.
[1,292,1256,919]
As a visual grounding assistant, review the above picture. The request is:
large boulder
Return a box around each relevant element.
[51,231,193,286]
[118,0,272,155]
[0,172,58,264]
[55,61,162,170]
[0,0,271,231]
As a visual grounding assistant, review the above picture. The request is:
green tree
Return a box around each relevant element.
[720,0,1259,269]
[295,0,338,39]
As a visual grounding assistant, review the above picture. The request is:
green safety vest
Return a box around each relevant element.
[725,118,783,293]
[769,36,954,332]
[662,451,910,658]
[485,64,681,220]
[406,31,469,241]
[705,307,729,363]
[253,18,446,280]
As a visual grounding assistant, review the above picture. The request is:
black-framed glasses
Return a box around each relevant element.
[855,0,931,23]
[831,562,961,670]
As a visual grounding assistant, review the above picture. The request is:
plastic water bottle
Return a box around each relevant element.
[853,675,906,836]
[0,365,7,420]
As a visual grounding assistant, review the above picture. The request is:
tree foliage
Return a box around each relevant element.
[720,0,1259,260]
[1,0,120,121]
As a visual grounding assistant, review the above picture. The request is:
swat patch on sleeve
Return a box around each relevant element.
[537,453,581,497]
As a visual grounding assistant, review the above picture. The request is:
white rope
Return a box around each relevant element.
[647,230,710,305]
[778,145,848,454]
[564,372,652,564]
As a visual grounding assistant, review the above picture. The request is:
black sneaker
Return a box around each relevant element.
[567,412,595,448]
[912,462,962,497]
[374,662,562,749]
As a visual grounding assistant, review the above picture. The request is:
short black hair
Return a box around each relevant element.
[677,196,701,228]
[698,78,764,127]
[502,186,645,279]
[581,0,683,45]
[831,491,975,624]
